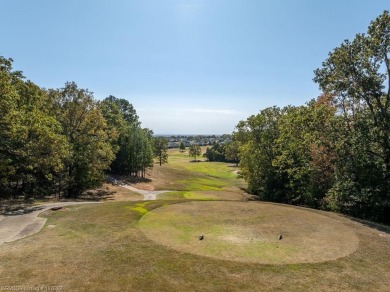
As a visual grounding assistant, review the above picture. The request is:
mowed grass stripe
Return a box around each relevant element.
[139,148,245,193]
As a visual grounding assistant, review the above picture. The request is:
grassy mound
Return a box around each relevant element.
[140,201,359,264]
[0,201,389,291]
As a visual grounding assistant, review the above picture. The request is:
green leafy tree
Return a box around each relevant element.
[0,57,69,198]
[204,143,226,162]
[189,144,202,161]
[0,56,156,201]
[101,96,153,177]
[133,128,154,177]
[225,141,240,165]
[99,97,125,156]
[54,82,115,197]
[235,107,285,200]
[104,95,139,125]
[273,105,312,205]
[153,137,168,166]
[273,101,336,207]
[179,141,186,152]
[314,10,390,222]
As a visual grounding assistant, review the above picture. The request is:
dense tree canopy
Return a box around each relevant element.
[51,82,116,197]
[2,11,389,224]
[0,57,154,200]
[236,11,390,223]
[314,10,390,222]
[204,143,226,162]
[189,144,202,161]
[224,141,240,165]
[0,57,68,198]
[235,107,284,200]
[101,96,154,178]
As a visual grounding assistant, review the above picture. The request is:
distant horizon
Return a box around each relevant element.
[154,133,230,137]
[1,1,388,134]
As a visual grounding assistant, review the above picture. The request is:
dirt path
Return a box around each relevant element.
[0,182,169,245]
[107,176,170,200]
[0,202,99,245]
[119,185,169,200]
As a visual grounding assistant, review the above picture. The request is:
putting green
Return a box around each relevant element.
[139,201,359,264]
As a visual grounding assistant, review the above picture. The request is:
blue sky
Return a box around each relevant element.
[0,1,388,134]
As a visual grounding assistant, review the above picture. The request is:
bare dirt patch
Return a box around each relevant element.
[102,184,143,201]
[139,201,359,264]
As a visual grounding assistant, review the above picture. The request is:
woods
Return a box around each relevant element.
[1,10,389,224]
[236,11,390,223]
[0,58,155,199]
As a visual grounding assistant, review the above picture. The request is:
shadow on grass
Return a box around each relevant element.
[80,188,115,201]
[239,188,259,201]
[349,217,390,234]
[106,173,152,185]
[0,204,45,216]
[0,197,34,215]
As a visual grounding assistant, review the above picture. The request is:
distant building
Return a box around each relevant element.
[155,134,232,149]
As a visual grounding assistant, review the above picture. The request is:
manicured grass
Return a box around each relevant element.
[1,147,389,291]
[129,201,153,215]
[140,201,359,264]
[135,148,246,194]
[157,191,187,200]
[0,201,389,291]
[158,190,244,201]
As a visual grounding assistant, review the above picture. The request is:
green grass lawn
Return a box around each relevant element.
[140,201,360,265]
[0,201,389,291]
[0,148,389,291]
[147,148,246,197]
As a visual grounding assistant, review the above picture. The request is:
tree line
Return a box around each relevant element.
[0,58,161,200]
[234,11,390,224]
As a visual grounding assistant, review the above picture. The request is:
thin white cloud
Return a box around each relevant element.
[183,108,240,115]
[138,108,240,115]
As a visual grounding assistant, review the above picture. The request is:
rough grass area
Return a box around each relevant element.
[0,201,389,291]
[140,201,359,264]
[102,184,143,201]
